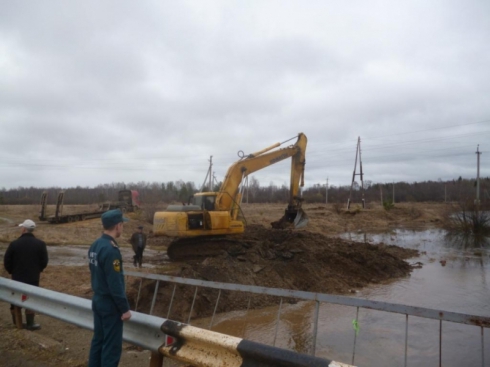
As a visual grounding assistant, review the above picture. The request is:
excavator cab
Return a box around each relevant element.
[192,193,216,211]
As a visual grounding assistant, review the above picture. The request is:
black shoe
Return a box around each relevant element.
[25,314,41,331]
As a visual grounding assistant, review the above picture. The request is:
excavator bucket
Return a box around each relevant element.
[271,206,309,229]
[293,208,309,228]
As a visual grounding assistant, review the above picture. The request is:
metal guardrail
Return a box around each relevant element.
[0,277,352,367]
[0,277,168,352]
[125,271,490,327]
[125,270,490,367]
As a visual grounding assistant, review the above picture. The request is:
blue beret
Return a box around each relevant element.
[101,209,129,228]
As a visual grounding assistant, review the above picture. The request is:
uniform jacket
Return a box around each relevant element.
[88,234,130,314]
[130,232,147,253]
[4,233,48,284]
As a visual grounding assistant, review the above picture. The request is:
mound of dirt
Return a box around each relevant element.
[131,225,418,322]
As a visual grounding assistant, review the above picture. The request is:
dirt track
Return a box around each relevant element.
[0,202,447,366]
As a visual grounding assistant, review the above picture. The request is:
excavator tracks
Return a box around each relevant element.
[167,237,249,261]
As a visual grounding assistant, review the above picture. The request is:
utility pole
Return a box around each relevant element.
[209,155,213,192]
[326,178,329,204]
[347,137,365,209]
[359,140,365,208]
[212,173,219,191]
[200,155,213,192]
[476,145,481,205]
[392,180,395,204]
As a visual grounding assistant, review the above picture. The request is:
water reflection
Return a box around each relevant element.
[444,232,490,250]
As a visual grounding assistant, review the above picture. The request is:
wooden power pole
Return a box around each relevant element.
[326,178,328,204]
[476,145,481,205]
[200,155,213,192]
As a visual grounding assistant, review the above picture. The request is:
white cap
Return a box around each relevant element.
[19,219,36,229]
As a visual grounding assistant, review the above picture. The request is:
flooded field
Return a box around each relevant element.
[199,229,490,366]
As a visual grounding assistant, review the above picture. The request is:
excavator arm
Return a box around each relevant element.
[215,132,308,227]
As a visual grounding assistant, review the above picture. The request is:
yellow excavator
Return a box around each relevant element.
[153,133,308,259]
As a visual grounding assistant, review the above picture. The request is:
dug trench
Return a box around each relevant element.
[130,224,418,322]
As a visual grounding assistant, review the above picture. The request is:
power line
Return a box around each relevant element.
[365,118,490,140]
[306,130,490,157]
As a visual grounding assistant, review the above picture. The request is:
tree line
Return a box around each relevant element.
[0,176,488,206]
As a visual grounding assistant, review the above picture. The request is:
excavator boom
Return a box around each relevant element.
[217,134,306,209]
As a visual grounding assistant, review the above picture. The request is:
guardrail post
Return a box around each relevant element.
[241,296,252,338]
[209,289,221,330]
[14,306,23,329]
[135,278,143,311]
[187,287,198,325]
[273,298,283,347]
[404,314,409,367]
[150,281,160,316]
[352,307,359,365]
[312,301,320,356]
[166,284,177,319]
[439,320,442,367]
[481,326,485,367]
[149,351,164,367]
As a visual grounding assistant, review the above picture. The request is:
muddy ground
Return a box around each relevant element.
[0,202,449,366]
[134,224,417,322]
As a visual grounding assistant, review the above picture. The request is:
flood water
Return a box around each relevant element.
[197,228,490,367]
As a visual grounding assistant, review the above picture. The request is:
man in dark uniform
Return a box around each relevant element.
[130,226,147,267]
[88,209,132,367]
[4,219,48,330]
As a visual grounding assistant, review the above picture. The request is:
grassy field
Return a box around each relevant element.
[0,201,448,246]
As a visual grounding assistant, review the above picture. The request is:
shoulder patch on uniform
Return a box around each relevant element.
[111,240,119,248]
[113,259,121,272]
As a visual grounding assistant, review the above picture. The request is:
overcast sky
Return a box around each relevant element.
[1,1,489,190]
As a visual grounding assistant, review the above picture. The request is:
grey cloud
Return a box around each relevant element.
[0,1,489,189]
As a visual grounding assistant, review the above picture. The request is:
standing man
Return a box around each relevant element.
[130,226,147,268]
[4,219,48,330]
[88,209,132,367]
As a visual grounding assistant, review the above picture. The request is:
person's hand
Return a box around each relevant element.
[121,310,132,321]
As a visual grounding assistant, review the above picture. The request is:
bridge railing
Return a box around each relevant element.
[0,277,352,367]
[125,270,490,367]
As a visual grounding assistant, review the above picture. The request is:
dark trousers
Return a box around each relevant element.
[10,279,39,314]
[134,247,144,267]
[88,296,123,367]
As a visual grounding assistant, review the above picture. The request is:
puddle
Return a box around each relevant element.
[0,243,170,269]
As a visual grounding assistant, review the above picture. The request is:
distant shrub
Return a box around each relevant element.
[408,206,422,219]
[332,202,343,214]
[444,201,490,235]
[383,201,394,211]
